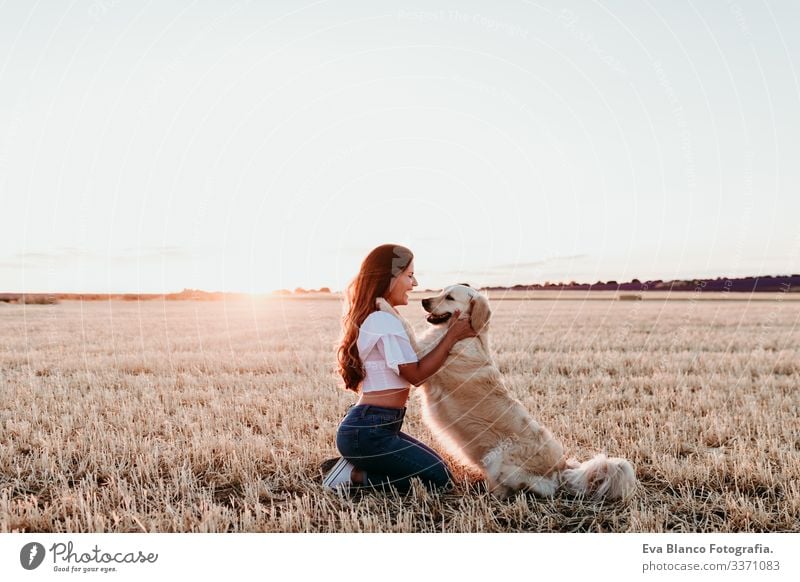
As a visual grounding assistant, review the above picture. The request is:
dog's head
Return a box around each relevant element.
[420,284,490,332]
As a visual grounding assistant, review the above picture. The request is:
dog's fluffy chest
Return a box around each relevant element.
[416,327,505,407]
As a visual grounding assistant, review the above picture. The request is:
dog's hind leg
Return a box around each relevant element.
[493,465,559,498]
[524,474,559,497]
[480,442,515,499]
[486,479,513,500]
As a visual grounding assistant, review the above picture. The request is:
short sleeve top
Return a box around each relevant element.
[357,311,419,392]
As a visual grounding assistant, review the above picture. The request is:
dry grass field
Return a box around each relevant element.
[1,295,798,533]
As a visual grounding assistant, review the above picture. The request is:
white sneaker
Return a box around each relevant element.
[322,458,355,493]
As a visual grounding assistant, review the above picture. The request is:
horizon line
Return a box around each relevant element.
[3,272,798,296]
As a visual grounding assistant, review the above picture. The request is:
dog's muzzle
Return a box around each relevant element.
[426,311,452,325]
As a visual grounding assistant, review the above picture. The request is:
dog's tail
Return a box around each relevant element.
[559,453,637,501]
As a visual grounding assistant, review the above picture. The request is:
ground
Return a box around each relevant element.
[1,294,798,532]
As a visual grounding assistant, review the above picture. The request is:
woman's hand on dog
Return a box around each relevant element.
[447,309,479,342]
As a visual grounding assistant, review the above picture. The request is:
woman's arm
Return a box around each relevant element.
[397,310,476,387]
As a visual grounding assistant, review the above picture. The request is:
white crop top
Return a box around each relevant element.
[357,311,419,392]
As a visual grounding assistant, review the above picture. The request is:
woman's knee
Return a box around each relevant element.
[403,453,453,491]
[407,443,454,488]
[360,453,452,491]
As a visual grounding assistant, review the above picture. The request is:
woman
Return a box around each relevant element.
[322,244,477,494]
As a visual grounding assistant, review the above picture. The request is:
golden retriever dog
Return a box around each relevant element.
[376,285,636,500]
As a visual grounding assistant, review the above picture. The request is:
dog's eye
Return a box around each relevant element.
[445,295,453,300]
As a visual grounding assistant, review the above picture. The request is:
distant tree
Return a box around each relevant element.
[607,280,617,286]
[20,294,59,305]
[631,278,641,285]
[294,287,308,294]
[318,287,331,293]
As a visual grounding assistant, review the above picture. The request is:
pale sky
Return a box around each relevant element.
[1,0,798,293]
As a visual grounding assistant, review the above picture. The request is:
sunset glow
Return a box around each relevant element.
[1,2,797,293]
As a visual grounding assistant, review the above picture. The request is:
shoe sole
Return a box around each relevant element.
[319,457,340,475]
[323,459,351,490]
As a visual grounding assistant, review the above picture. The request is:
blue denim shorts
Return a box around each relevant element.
[335,404,454,494]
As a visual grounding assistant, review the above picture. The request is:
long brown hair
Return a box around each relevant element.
[337,244,414,392]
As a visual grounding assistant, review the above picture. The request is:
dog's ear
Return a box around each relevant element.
[469,294,491,333]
